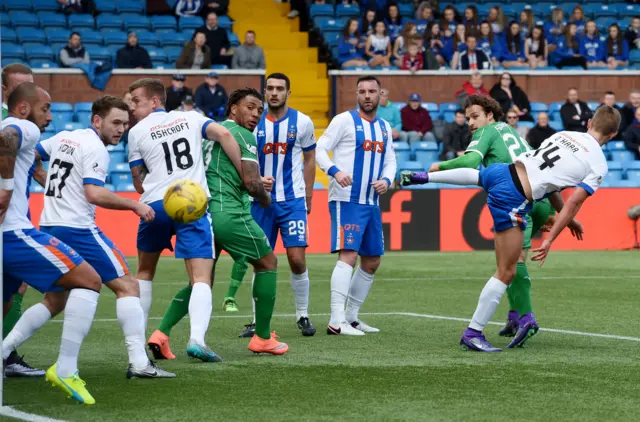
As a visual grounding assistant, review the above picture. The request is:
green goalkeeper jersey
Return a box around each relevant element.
[465,122,531,166]
[204,119,258,214]
[2,104,8,120]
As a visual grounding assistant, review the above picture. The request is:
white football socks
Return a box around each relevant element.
[188,282,212,346]
[329,260,353,327]
[138,279,152,332]
[251,273,256,324]
[2,303,52,360]
[468,277,508,332]
[345,266,374,324]
[116,296,149,369]
[428,168,480,186]
[290,270,310,320]
[56,288,99,378]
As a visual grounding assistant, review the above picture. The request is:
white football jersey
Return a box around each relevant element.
[254,108,316,202]
[37,128,109,229]
[0,117,41,232]
[128,109,213,204]
[316,110,397,205]
[517,131,608,201]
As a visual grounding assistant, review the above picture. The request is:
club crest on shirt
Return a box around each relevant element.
[287,125,297,142]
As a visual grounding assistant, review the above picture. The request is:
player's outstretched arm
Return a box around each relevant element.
[242,160,271,208]
[0,126,20,222]
[84,184,155,222]
[206,123,243,176]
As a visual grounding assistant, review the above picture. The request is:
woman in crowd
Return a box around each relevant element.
[525,25,548,69]
[176,30,212,69]
[580,20,606,68]
[487,6,505,35]
[501,21,526,69]
[605,23,630,69]
[551,22,587,69]
[544,7,566,45]
[361,8,377,36]
[477,21,502,68]
[393,21,417,67]
[424,21,452,66]
[463,5,480,38]
[338,18,368,68]
[448,23,467,69]
[489,72,533,122]
[625,17,640,50]
[365,20,392,68]
[519,9,534,40]
[385,3,404,42]
[440,5,458,36]
[569,5,586,37]
[414,2,434,35]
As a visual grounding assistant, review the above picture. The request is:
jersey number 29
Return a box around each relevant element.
[162,138,193,175]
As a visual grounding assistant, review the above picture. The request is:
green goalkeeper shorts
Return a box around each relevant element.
[211,211,272,262]
[522,199,556,250]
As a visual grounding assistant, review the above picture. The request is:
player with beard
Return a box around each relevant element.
[316,76,397,336]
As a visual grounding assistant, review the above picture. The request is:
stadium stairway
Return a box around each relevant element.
[230,0,330,186]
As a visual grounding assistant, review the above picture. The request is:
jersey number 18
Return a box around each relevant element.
[161,138,193,175]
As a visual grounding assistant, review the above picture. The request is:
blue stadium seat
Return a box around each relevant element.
[548,121,563,131]
[397,161,425,174]
[0,12,9,25]
[29,59,58,68]
[629,50,640,65]
[109,151,126,164]
[124,15,151,31]
[530,102,548,112]
[309,4,334,19]
[86,46,112,62]
[518,121,535,130]
[549,102,564,114]
[165,47,182,62]
[151,15,177,31]
[624,161,640,170]
[596,4,618,17]
[26,44,54,61]
[610,151,635,162]
[1,27,17,43]
[33,0,60,12]
[5,0,32,11]
[442,111,455,123]
[136,31,158,47]
[415,150,439,164]
[595,17,617,33]
[152,61,168,69]
[227,32,238,47]
[103,31,127,46]
[74,102,92,113]
[104,184,115,192]
[38,12,66,29]
[115,183,137,193]
[211,64,228,70]
[336,4,359,18]
[609,140,626,151]
[313,182,325,190]
[605,169,623,182]
[30,184,45,193]
[618,4,638,18]
[96,14,122,30]
[398,3,414,18]
[116,0,145,14]
[439,102,459,113]
[10,12,39,27]
[79,29,103,45]
[109,162,129,174]
[625,169,640,181]
[421,102,439,113]
[52,111,74,129]
[158,30,189,46]
[147,47,167,62]
[107,143,125,153]
[587,102,600,111]
[94,0,117,13]
[16,28,46,43]
[45,28,70,43]
[0,58,28,66]
[68,14,94,29]
[414,141,439,151]
[56,121,85,132]
[51,103,72,112]
[75,112,91,127]
[179,16,204,31]
[218,15,232,30]
[394,141,411,162]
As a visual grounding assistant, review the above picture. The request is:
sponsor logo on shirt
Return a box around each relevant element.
[356,125,364,132]
[262,142,288,155]
[362,140,385,153]
[93,162,106,177]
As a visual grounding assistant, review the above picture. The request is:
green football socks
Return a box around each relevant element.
[253,270,277,340]
[225,260,249,299]
[3,293,23,338]
[158,285,192,336]
[509,262,533,315]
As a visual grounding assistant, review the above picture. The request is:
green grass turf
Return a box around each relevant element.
[3,251,640,422]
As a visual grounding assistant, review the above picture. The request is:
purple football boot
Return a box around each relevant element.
[507,313,540,348]
[460,328,502,352]
[399,170,429,186]
[498,310,520,337]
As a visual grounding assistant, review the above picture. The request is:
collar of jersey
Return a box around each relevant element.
[265,108,290,125]
[89,126,100,139]
[153,108,166,113]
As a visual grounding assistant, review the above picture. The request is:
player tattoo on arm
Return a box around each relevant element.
[131,164,147,194]
[242,160,271,207]
[0,127,20,180]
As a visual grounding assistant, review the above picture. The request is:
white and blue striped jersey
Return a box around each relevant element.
[254,108,316,202]
[1,117,41,232]
[317,110,397,206]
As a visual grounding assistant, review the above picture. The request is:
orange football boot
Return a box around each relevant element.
[147,330,176,360]
[248,331,289,355]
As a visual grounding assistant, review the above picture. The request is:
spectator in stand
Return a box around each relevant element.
[197,12,232,67]
[59,32,89,68]
[165,74,192,112]
[625,17,640,50]
[599,91,624,139]
[422,40,440,70]
[400,93,436,143]
[116,32,152,69]
[338,18,368,68]
[194,71,228,120]
[385,3,404,42]
[605,24,630,70]
[377,88,403,141]
[624,108,640,159]
[232,30,266,69]
[393,22,417,67]
[490,72,532,121]
[440,5,459,36]
[178,96,204,114]
[478,21,502,68]
[560,87,593,132]
[506,109,529,139]
[457,35,490,70]
[449,23,468,69]
[454,71,489,107]
[199,0,229,19]
[502,22,526,69]
[424,22,452,66]
[176,30,212,69]
[414,2,434,35]
[519,9,534,40]
[57,0,93,14]
[525,25,548,70]
[463,6,480,38]
[487,6,505,35]
[544,7,566,45]
[361,9,377,37]
[174,0,203,17]
[552,23,587,69]
[620,89,640,134]
[366,21,392,68]
[440,109,471,160]
[569,5,586,37]
[580,21,607,68]
[401,42,423,71]
[526,112,556,149]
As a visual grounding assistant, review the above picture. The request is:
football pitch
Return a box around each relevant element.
[3,251,640,422]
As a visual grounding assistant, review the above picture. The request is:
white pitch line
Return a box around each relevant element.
[46,311,640,342]
[0,406,67,422]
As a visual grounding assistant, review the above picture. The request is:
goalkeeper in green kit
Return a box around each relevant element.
[148,88,288,357]
[401,94,557,348]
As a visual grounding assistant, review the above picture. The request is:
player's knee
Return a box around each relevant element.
[360,256,381,274]
[497,267,517,284]
[288,257,306,274]
[71,263,102,293]
[42,293,66,316]
[255,253,277,272]
[338,251,358,267]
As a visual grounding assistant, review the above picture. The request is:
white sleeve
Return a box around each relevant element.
[189,111,215,140]
[127,129,143,168]
[83,145,109,186]
[316,114,344,177]
[299,116,316,151]
[35,136,56,162]
[380,128,397,186]
[579,160,607,196]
